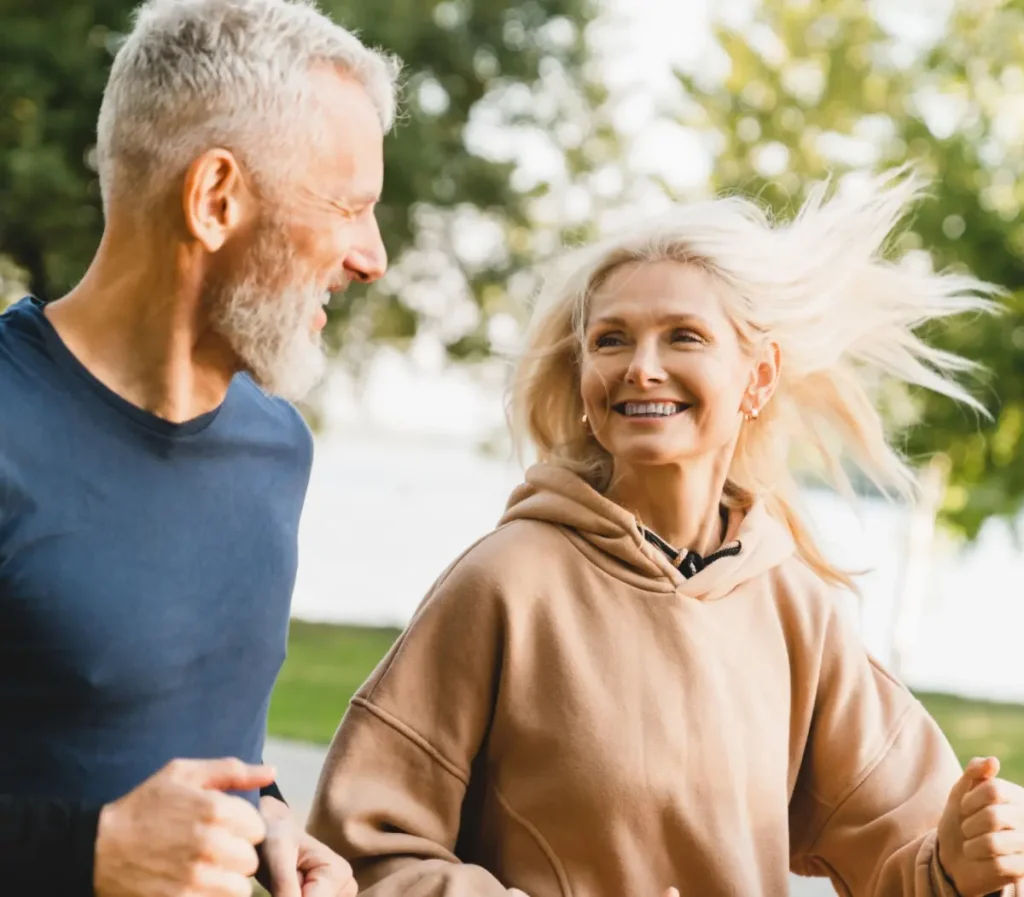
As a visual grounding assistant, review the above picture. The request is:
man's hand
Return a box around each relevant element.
[94,757,276,897]
[938,756,1024,897]
[259,795,356,897]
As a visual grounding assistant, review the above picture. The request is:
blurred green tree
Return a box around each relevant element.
[671,0,1024,537]
[0,0,616,363]
[5,0,1022,536]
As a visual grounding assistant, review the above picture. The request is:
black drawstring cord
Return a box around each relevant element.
[642,527,742,580]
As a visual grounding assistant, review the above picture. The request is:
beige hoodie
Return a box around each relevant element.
[308,464,987,897]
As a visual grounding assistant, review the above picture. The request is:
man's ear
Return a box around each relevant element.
[181,148,251,252]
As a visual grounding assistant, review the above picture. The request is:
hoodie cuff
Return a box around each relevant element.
[931,833,1010,897]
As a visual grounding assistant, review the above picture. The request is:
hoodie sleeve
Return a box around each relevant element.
[789,602,1014,897]
[306,558,521,897]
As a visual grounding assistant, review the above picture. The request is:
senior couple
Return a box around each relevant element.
[2,1,1023,896]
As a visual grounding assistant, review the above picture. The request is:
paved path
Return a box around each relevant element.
[264,738,836,897]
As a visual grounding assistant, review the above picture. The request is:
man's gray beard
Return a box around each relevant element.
[207,232,327,403]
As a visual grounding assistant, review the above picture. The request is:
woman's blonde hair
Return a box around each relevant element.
[510,169,1000,590]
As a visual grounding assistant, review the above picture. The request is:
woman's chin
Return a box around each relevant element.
[607,442,693,469]
[602,427,737,473]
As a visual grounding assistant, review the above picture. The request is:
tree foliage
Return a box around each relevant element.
[4,0,1024,537]
[0,0,616,363]
[671,0,1024,537]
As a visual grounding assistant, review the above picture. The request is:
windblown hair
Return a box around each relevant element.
[510,170,999,589]
[96,0,401,212]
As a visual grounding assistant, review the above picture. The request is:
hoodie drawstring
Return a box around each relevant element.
[641,527,742,580]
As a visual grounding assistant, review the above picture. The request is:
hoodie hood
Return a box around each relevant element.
[498,464,795,601]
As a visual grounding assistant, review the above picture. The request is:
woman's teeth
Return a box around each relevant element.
[621,402,684,417]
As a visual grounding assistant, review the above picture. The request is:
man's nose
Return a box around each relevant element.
[345,215,388,284]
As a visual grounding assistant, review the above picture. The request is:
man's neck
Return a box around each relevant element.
[44,229,238,424]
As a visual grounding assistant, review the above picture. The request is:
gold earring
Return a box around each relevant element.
[744,408,759,422]
[581,413,589,425]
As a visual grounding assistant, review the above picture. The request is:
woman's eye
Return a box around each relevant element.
[595,332,625,349]
[670,329,703,344]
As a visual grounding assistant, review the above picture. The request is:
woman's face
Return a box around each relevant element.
[579,260,778,472]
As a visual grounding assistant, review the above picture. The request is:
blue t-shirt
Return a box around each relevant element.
[0,297,313,805]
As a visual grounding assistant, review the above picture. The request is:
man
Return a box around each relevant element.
[0,0,398,894]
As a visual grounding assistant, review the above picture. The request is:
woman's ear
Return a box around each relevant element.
[743,339,782,416]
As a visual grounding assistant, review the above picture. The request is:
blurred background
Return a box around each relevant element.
[3,0,1024,891]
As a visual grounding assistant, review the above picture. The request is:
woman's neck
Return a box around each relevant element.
[606,457,730,555]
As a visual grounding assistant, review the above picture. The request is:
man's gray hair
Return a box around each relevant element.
[96,0,400,211]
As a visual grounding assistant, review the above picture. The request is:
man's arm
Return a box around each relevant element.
[0,794,101,894]
[3,759,273,897]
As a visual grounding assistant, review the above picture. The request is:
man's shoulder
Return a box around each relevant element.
[0,298,58,421]
[0,296,40,322]
[231,374,314,460]
[0,297,47,361]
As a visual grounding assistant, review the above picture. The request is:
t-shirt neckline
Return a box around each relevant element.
[27,296,224,439]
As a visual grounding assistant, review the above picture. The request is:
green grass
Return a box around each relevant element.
[917,692,1024,784]
[268,622,1024,784]
[267,621,401,743]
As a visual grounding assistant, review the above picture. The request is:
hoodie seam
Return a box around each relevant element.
[795,855,852,896]
[802,702,917,855]
[350,696,470,786]
[549,523,677,595]
[492,785,572,897]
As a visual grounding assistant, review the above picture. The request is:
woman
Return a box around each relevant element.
[308,171,1024,897]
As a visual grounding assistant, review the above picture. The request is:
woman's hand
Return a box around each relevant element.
[938,756,1024,896]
